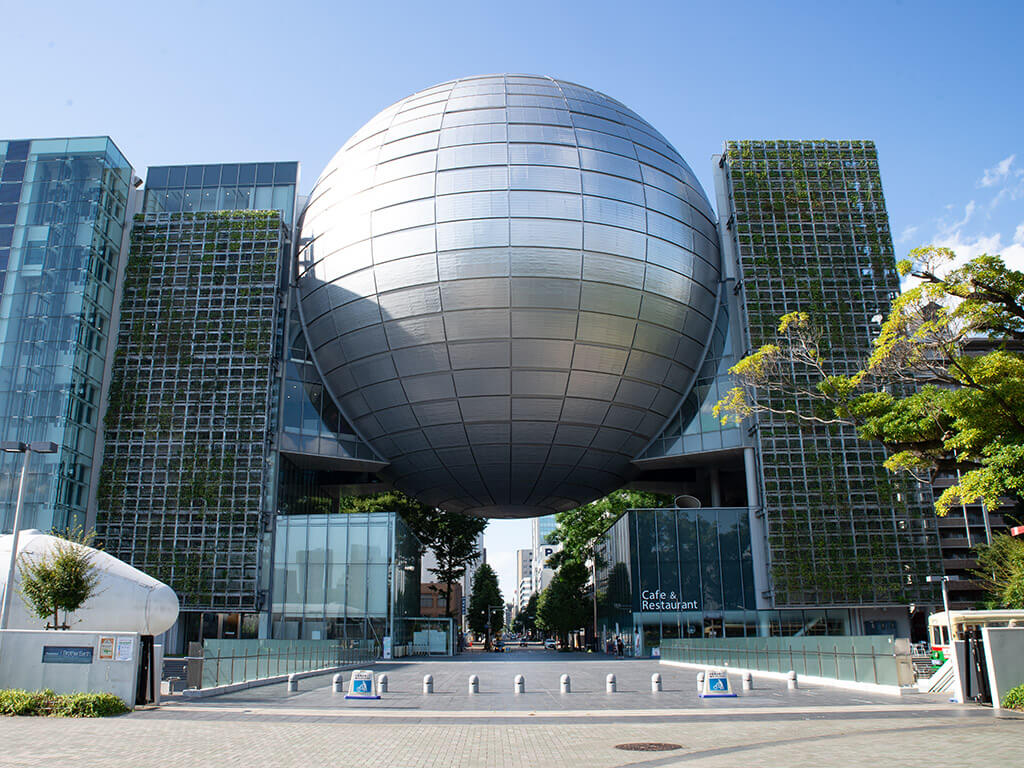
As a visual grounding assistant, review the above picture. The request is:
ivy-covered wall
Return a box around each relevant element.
[96,210,283,610]
[724,140,942,607]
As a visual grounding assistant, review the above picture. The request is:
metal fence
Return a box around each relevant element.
[660,636,914,687]
[198,640,375,688]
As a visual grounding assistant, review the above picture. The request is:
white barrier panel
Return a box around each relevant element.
[0,629,139,707]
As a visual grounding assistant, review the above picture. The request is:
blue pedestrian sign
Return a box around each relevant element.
[345,669,380,700]
[699,669,737,698]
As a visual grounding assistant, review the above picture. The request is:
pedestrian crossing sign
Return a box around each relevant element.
[345,669,380,699]
[700,669,737,698]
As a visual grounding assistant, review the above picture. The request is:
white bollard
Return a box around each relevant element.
[787,670,798,690]
[423,674,434,694]
[378,673,388,693]
[651,673,662,692]
[606,673,616,693]
[742,672,753,691]
[514,674,525,694]
[697,671,705,693]
[287,673,298,693]
[469,674,479,694]
[560,674,571,694]
[332,673,344,694]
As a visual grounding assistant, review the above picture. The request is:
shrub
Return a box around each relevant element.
[0,689,128,717]
[1002,684,1024,711]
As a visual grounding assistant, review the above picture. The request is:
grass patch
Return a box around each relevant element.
[0,689,129,717]
[1002,684,1024,711]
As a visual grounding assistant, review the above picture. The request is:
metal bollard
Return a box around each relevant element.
[787,670,798,690]
[423,674,434,694]
[514,674,525,694]
[742,672,753,691]
[606,673,616,693]
[560,674,571,694]
[287,673,298,693]
[378,673,388,693]
[469,674,479,694]
[332,673,344,694]
[697,671,705,693]
[651,673,662,692]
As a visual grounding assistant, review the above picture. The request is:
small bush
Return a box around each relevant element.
[1002,684,1024,711]
[0,689,128,717]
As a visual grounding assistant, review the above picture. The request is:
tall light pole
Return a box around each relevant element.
[1,441,59,631]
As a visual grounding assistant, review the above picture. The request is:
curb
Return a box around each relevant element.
[181,662,375,699]
[659,660,916,697]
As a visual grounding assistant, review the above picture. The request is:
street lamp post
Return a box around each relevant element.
[0,441,59,631]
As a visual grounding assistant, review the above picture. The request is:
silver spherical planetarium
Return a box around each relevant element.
[297,74,721,518]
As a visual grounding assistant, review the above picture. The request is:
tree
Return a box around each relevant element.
[550,489,672,566]
[17,531,101,630]
[513,591,538,636]
[714,247,1024,518]
[974,534,1024,609]
[338,490,486,621]
[467,563,503,650]
[535,561,589,648]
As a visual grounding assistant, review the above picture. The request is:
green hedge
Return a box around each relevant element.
[1002,684,1024,711]
[0,689,129,717]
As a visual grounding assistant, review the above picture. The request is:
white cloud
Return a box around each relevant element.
[932,229,1024,272]
[937,200,976,237]
[979,154,1016,187]
[897,225,919,244]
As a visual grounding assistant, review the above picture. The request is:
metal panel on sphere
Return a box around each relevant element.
[297,74,721,517]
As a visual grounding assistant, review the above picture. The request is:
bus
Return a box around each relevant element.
[928,610,1024,666]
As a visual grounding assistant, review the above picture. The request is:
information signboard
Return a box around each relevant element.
[345,669,380,700]
[699,668,737,698]
[41,646,94,665]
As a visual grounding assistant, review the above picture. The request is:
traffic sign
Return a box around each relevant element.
[699,669,737,698]
[345,669,380,700]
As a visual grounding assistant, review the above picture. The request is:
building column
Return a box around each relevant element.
[745,447,772,610]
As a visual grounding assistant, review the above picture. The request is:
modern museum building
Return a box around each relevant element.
[0,74,943,653]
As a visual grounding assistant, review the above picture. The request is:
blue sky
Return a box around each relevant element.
[6,0,1021,597]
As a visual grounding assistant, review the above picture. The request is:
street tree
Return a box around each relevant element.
[17,530,101,630]
[974,533,1024,609]
[550,489,672,566]
[513,591,538,636]
[535,561,589,648]
[714,247,1024,519]
[467,563,503,649]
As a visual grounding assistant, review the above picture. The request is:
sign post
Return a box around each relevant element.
[345,669,380,700]
[699,668,737,698]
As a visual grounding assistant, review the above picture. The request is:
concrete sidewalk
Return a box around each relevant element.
[2,652,1019,768]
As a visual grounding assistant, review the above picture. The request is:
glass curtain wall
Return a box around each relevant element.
[143,162,297,226]
[270,511,420,645]
[598,508,852,652]
[0,137,131,533]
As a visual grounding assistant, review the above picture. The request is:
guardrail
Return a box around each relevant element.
[660,636,913,687]
[196,641,375,688]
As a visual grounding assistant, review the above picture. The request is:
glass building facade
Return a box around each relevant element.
[271,511,420,645]
[143,162,297,226]
[598,507,855,653]
[0,137,131,534]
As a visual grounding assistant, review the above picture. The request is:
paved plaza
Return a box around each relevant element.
[1,648,1021,767]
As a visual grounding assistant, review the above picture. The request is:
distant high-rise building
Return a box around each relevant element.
[514,548,532,614]
[0,137,133,534]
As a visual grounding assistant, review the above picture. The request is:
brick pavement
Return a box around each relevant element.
[1,650,1020,767]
